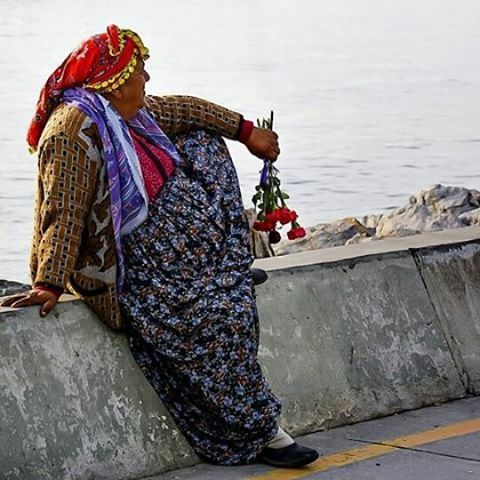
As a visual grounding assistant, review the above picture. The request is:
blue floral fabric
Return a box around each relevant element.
[118,130,282,465]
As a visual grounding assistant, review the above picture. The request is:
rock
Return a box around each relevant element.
[0,280,30,297]
[272,184,480,256]
[345,233,378,246]
[274,217,374,255]
[459,207,480,226]
[358,214,383,229]
[375,185,480,238]
[252,185,480,257]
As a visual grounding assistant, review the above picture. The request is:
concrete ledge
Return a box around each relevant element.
[1,227,480,479]
[255,225,480,271]
[0,301,197,480]
[255,250,465,436]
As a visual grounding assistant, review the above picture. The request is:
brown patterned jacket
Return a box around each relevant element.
[30,95,243,330]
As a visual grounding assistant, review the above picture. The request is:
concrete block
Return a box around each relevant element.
[0,301,197,480]
[414,240,480,395]
[2,228,480,479]
[255,251,465,436]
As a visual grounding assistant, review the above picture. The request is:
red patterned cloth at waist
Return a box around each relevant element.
[129,127,176,200]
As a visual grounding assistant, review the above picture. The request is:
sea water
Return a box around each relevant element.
[1,0,479,282]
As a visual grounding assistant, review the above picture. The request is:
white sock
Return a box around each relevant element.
[267,426,295,449]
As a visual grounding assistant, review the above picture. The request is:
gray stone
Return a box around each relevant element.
[358,213,384,230]
[459,207,480,226]
[245,208,274,258]
[376,185,480,238]
[345,232,377,246]
[274,217,374,255]
[0,279,30,296]
[273,185,480,256]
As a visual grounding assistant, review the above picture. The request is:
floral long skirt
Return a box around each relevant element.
[118,130,282,465]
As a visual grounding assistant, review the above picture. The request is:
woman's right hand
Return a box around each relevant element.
[245,127,280,162]
[0,288,60,317]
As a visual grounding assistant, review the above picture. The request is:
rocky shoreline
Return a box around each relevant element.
[271,184,480,256]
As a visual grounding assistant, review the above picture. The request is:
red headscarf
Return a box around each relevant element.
[27,24,149,152]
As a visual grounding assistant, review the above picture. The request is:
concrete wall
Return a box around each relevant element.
[1,226,480,480]
[413,242,480,395]
[0,300,196,480]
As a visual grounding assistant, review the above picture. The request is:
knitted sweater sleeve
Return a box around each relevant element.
[144,95,244,139]
[30,133,99,291]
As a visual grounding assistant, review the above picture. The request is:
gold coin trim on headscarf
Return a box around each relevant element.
[83,29,150,93]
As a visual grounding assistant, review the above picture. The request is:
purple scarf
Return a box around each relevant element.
[62,87,182,290]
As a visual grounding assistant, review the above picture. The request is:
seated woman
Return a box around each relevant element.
[0,25,318,468]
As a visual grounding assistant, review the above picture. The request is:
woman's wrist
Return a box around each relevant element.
[34,282,64,298]
[237,119,254,144]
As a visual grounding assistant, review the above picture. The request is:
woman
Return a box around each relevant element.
[0,25,318,468]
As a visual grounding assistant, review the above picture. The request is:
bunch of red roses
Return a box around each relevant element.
[252,112,307,244]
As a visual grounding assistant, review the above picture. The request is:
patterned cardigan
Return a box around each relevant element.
[30,95,244,330]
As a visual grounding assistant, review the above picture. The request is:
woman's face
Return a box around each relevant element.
[114,58,150,116]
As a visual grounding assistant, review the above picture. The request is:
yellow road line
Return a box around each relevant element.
[247,418,480,480]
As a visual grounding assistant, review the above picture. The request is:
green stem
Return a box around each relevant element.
[277,186,287,208]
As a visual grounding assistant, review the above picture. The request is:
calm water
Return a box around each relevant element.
[1,0,480,282]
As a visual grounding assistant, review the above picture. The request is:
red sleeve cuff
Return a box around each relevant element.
[34,282,64,298]
[238,120,254,144]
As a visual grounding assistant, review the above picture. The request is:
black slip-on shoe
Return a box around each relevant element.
[251,268,268,286]
[257,442,319,468]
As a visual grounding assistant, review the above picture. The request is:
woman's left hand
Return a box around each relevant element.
[0,288,60,317]
[245,127,280,162]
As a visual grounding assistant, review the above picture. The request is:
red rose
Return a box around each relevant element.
[268,230,282,244]
[277,208,290,224]
[278,207,298,225]
[287,226,307,240]
[253,219,276,232]
[265,210,280,225]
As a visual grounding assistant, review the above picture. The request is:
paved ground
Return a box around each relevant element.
[144,396,480,480]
